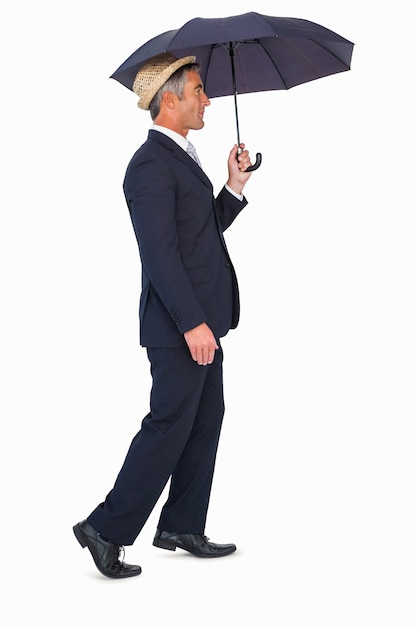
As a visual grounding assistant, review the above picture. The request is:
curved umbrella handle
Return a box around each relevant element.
[244,152,262,172]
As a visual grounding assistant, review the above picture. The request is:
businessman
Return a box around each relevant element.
[73,52,253,578]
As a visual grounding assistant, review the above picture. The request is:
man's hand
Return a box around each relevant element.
[184,323,219,365]
[226,143,253,195]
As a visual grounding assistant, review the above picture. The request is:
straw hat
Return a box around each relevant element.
[132,52,197,110]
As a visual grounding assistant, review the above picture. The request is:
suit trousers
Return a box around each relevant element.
[87,344,225,546]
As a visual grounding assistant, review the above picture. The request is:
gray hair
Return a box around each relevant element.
[149,62,200,120]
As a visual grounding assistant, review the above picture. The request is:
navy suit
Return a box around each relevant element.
[87,130,248,545]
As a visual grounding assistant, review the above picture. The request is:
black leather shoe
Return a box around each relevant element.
[73,520,142,579]
[153,530,236,558]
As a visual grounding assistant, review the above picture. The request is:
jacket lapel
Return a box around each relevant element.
[148,130,213,191]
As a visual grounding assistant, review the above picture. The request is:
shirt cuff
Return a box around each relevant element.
[225,184,243,201]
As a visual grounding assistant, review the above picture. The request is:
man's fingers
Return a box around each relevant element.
[184,324,219,365]
[195,346,216,366]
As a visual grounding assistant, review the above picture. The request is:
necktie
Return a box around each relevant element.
[186,141,202,168]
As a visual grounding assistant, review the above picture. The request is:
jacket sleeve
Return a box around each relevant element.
[215,186,248,232]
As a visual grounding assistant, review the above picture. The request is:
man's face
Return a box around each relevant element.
[176,70,210,134]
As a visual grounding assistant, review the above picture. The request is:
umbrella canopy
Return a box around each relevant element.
[110,12,354,171]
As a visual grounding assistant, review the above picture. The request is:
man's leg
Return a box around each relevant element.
[157,346,225,533]
[86,346,209,546]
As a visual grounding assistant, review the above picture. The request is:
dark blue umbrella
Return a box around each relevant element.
[110,12,354,171]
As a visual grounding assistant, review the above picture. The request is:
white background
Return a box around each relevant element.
[1,1,416,624]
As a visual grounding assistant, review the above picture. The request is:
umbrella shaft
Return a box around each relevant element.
[228,42,241,147]
[233,93,241,147]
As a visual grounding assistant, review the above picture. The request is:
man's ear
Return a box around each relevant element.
[162,91,177,109]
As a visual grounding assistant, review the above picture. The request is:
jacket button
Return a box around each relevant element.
[225,261,230,268]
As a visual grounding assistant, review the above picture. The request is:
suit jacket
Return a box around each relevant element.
[123,130,248,348]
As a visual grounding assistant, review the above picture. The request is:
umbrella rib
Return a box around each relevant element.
[202,45,217,89]
[255,40,290,90]
[287,37,351,74]
[310,38,352,69]
[269,37,351,84]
